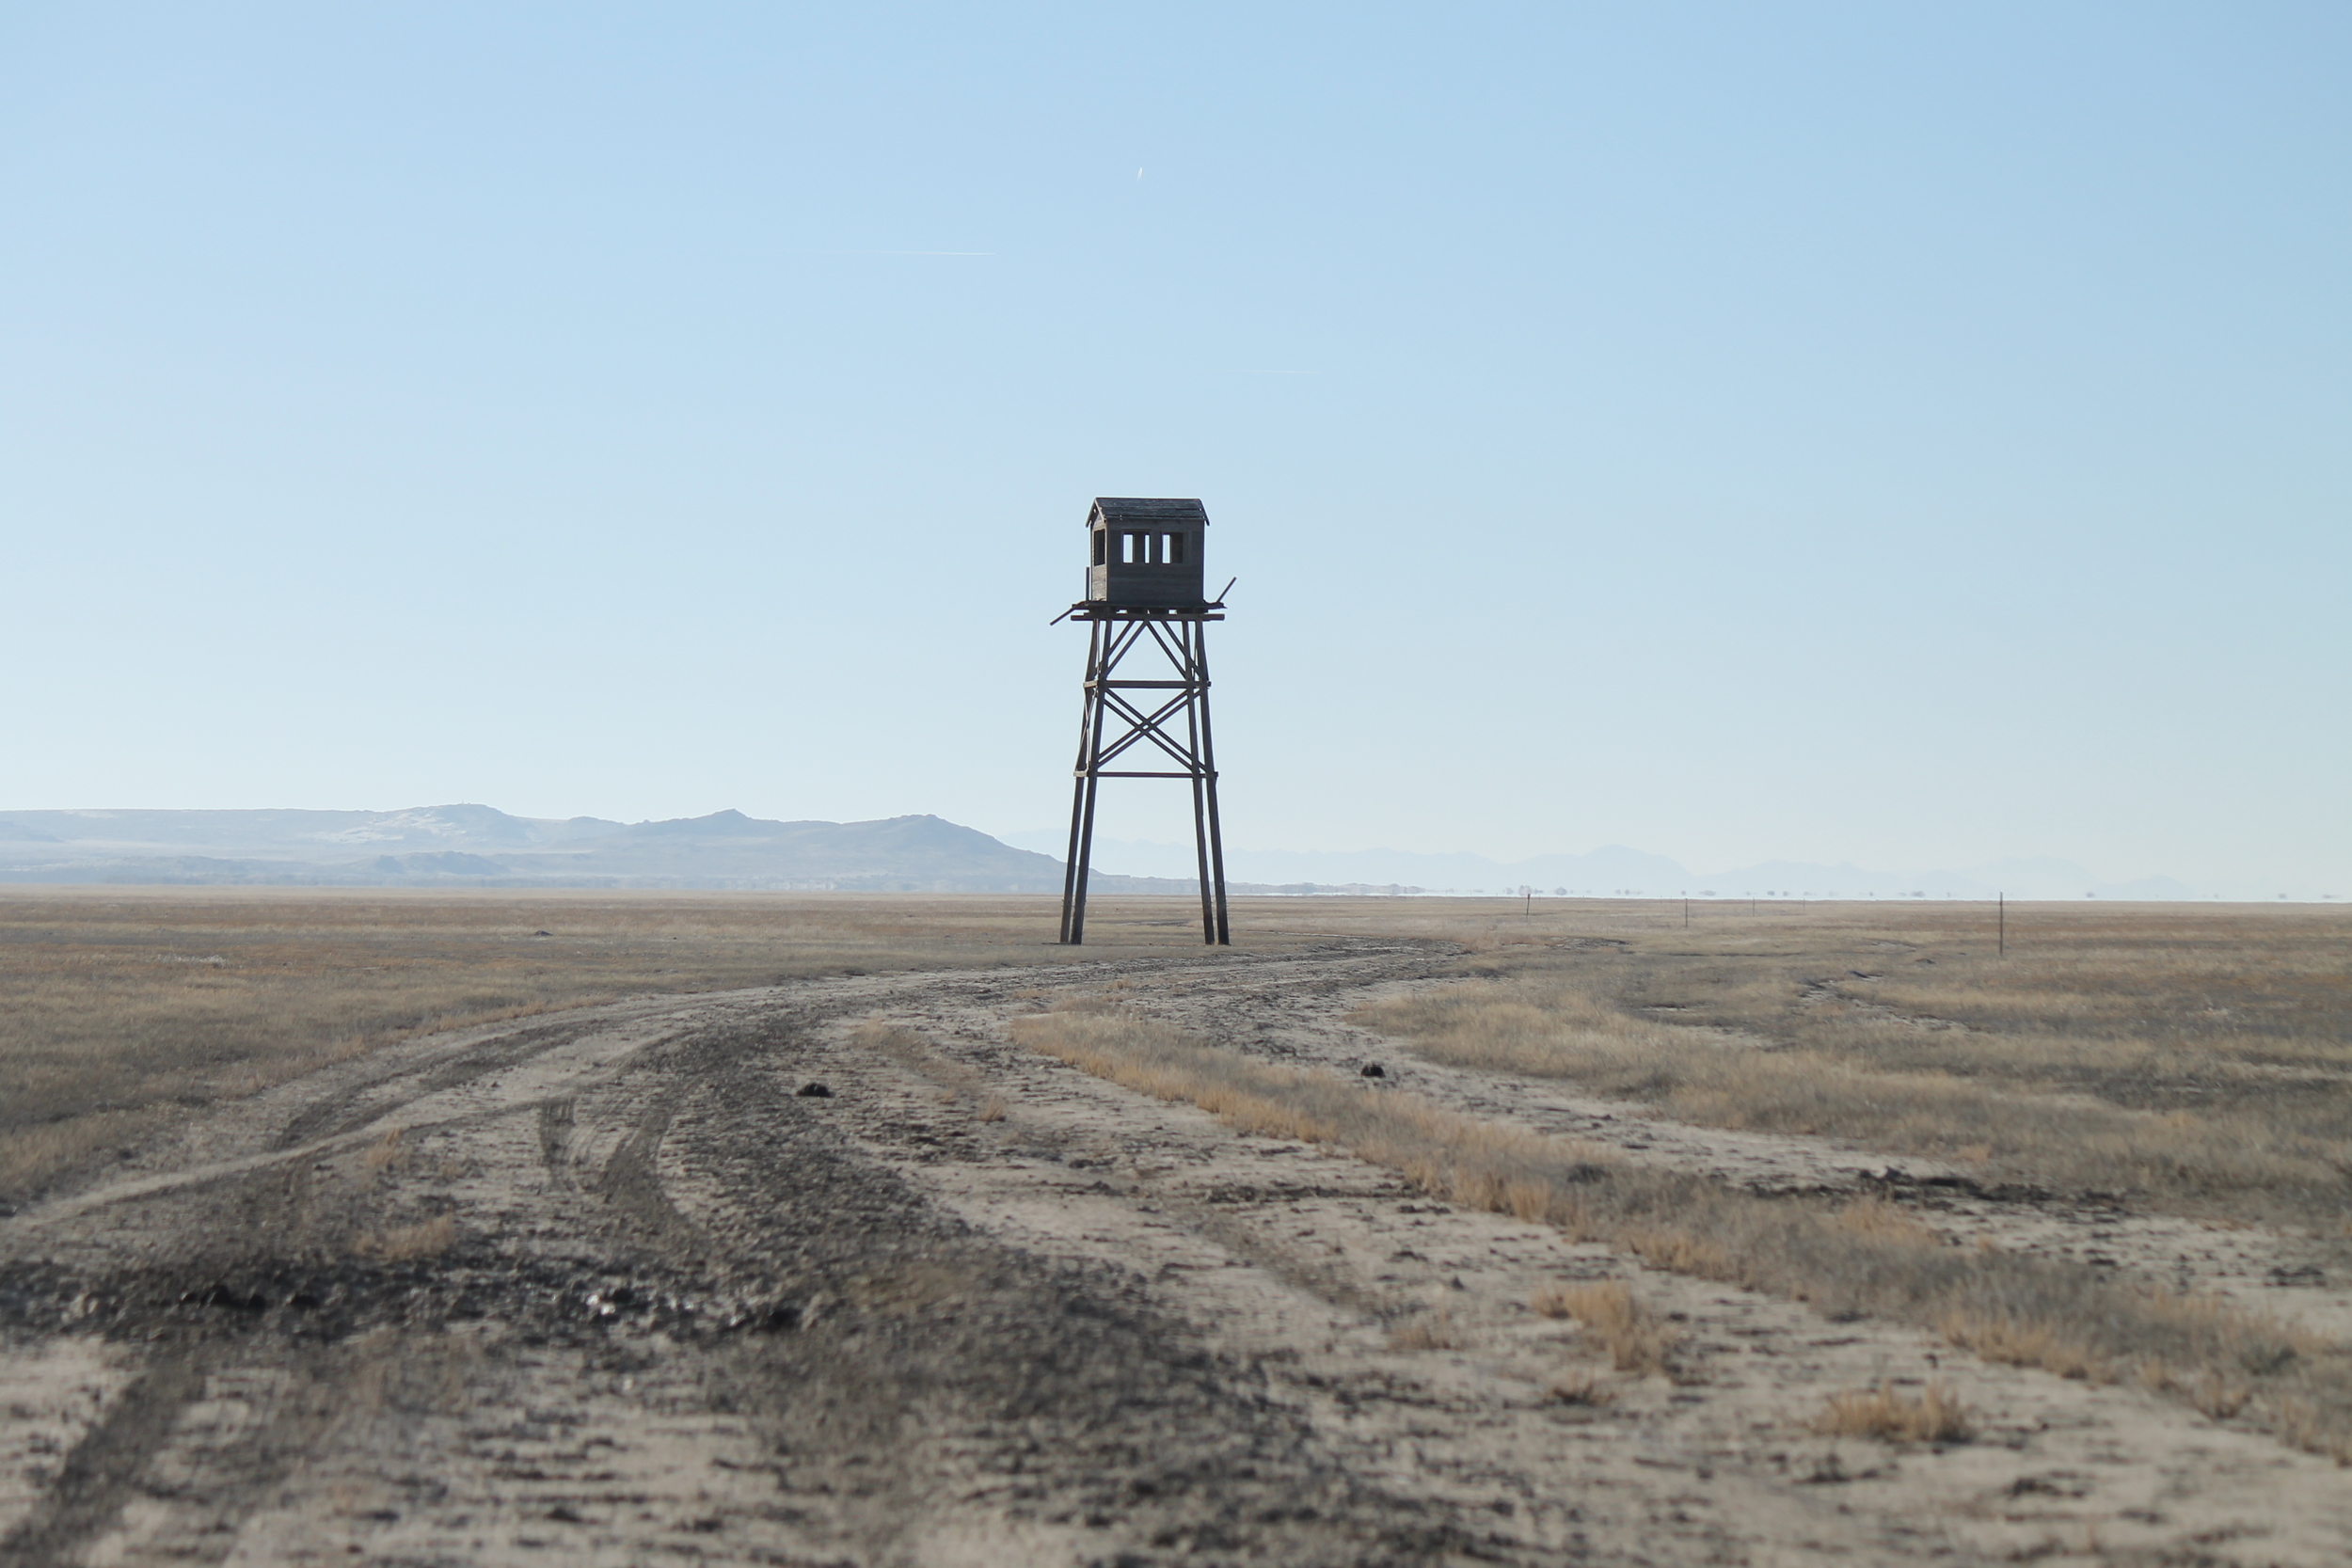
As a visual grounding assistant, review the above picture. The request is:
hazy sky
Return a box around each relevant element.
[5,3,2345,889]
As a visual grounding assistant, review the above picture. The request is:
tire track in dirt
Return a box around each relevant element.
[649,1019,1496,1565]
[0,1349,207,1567]
[5,941,2349,1564]
[1100,947,2352,1341]
[824,950,2352,1564]
[588,1080,704,1262]
[0,952,1518,1565]
[270,1020,595,1150]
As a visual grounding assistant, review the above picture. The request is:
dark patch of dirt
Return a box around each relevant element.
[1,988,1499,1566]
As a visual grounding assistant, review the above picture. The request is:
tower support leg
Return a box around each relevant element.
[1192,620,1231,945]
[1057,770,1089,945]
[1185,623,1216,944]
[1059,621,1107,944]
[1057,610,1228,946]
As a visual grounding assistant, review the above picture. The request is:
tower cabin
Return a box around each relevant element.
[1086,498,1211,610]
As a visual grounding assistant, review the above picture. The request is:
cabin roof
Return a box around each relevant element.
[1088,497,1209,529]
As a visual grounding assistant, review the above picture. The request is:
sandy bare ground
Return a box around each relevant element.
[3,939,2348,1565]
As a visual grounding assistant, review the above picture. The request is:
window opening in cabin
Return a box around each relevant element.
[1092,529,1105,566]
[1164,532,1185,564]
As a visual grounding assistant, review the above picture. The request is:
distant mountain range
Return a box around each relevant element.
[0,806,1103,893]
[0,806,2310,900]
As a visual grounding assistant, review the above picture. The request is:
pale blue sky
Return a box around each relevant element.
[4,3,2345,890]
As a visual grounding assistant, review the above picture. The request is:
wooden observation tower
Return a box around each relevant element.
[1055,497,1231,945]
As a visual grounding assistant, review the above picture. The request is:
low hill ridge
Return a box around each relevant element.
[0,805,1076,893]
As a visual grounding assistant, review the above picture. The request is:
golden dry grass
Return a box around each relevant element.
[360,1127,409,1174]
[352,1213,457,1262]
[1387,1308,1465,1351]
[1012,995,1622,1211]
[1816,1381,1973,1444]
[1833,1194,1943,1247]
[1530,1280,1683,1374]
[1013,1001,2352,1460]
[1353,902,2352,1228]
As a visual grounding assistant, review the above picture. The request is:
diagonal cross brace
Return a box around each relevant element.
[1057,610,1229,947]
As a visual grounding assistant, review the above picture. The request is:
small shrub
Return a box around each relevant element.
[1939,1311,2099,1381]
[1623,1227,1739,1278]
[1816,1381,1973,1444]
[1389,1307,1464,1351]
[355,1213,456,1262]
[2187,1370,2251,1420]
[1531,1280,1680,1375]
[1548,1368,1614,1406]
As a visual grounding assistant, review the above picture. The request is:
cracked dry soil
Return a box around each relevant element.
[4,939,2349,1566]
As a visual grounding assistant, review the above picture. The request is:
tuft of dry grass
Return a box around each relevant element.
[1531,1280,1601,1319]
[354,1213,456,1262]
[1547,1368,1615,1406]
[1834,1195,1942,1247]
[1940,1311,2101,1382]
[977,1094,1009,1123]
[1816,1381,1973,1444]
[2186,1372,2253,1420]
[1388,1308,1465,1351]
[1531,1280,1682,1374]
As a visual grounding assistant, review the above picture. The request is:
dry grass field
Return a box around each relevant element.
[1356,900,2352,1229]
[1015,964,2352,1461]
[3,889,2348,1565]
[0,888,1295,1205]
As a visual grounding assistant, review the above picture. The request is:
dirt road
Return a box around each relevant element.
[4,939,2347,1565]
